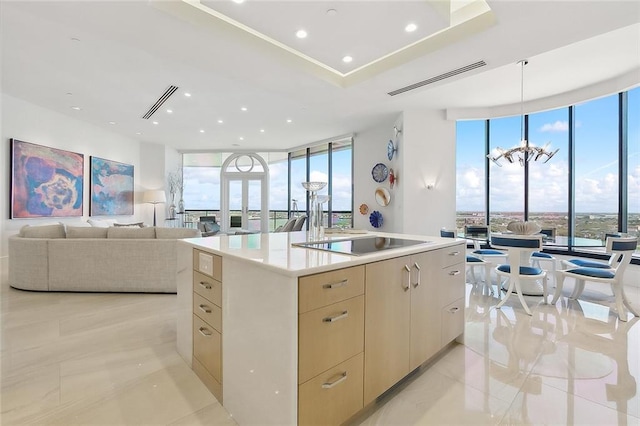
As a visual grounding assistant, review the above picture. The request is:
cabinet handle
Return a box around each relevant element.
[198,304,212,314]
[449,251,460,256]
[323,311,348,323]
[199,281,212,290]
[198,327,213,336]
[323,279,348,289]
[321,372,347,389]
[412,262,421,287]
[449,270,461,276]
[403,265,411,291]
[448,307,460,314]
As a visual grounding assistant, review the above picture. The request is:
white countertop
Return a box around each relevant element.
[181,231,464,277]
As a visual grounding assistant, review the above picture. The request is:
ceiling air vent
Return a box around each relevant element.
[142,85,179,119]
[388,60,486,96]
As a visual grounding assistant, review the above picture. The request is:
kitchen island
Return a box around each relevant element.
[176,231,465,425]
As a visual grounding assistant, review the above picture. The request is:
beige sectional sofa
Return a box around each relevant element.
[9,224,200,293]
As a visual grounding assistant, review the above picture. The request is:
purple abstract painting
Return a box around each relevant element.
[10,139,84,218]
[90,156,134,216]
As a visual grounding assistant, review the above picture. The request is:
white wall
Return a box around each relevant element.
[0,94,171,260]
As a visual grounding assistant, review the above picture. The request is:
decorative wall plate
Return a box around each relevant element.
[371,163,389,183]
[389,168,396,189]
[369,210,383,228]
[387,140,397,161]
[375,187,391,207]
[359,203,369,215]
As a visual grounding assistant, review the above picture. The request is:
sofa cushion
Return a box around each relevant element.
[66,226,108,239]
[107,226,156,239]
[113,222,145,228]
[155,227,201,239]
[19,223,66,239]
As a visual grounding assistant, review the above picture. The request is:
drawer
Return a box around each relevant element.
[193,270,222,307]
[194,293,222,333]
[441,298,465,346]
[298,352,363,426]
[193,314,221,382]
[193,249,222,281]
[193,356,223,403]
[299,266,364,314]
[299,295,364,384]
[439,263,465,307]
[438,243,465,268]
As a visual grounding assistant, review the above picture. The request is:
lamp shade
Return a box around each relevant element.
[143,190,166,204]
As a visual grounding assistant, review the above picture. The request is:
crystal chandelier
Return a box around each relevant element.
[487,60,559,166]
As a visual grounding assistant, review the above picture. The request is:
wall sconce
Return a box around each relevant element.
[425,183,435,190]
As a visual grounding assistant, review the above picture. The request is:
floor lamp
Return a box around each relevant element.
[143,190,166,226]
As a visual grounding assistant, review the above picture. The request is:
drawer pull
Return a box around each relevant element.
[321,372,347,389]
[198,327,213,337]
[199,281,212,290]
[198,304,212,314]
[412,262,421,287]
[449,251,460,256]
[448,307,460,314]
[449,270,461,276]
[322,279,348,289]
[323,311,348,323]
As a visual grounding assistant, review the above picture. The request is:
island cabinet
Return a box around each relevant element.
[363,245,464,405]
[297,266,365,426]
[192,249,223,403]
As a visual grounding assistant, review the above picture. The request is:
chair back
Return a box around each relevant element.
[292,215,307,231]
[605,236,638,276]
[465,225,489,237]
[276,217,297,233]
[440,229,455,238]
[540,228,556,239]
[490,234,544,276]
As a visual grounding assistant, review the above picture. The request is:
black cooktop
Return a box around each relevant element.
[294,236,431,256]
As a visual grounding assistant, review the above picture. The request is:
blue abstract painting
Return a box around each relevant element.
[10,139,84,218]
[90,156,134,216]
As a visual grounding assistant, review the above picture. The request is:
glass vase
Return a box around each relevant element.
[301,182,327,241]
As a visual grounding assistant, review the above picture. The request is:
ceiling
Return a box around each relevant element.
[1,0,639,153]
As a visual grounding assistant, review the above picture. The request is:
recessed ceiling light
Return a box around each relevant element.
[136,132,142,135]
[286,119,292,123]
[405,23,417,32]
[152,121,159,125]
[70,37,81,42]
[166,109,173,113]
[108,121,116,125]
[200,129,205,133]
[342,56,353,63]
[232,0,245,3]
[241,107,247,111]
[218,119,224,124]
[71,106,81,110]
[66,92,73,96]
[326,9,337,16]
[239,137,244,141]
[260,129,265,133]
[184,93,191,97]
[296,29,308,39]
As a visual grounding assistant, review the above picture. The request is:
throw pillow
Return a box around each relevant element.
[113,222,145,228]
[87,218,117,228]
[19,223,66,239]
[66,226,108,239]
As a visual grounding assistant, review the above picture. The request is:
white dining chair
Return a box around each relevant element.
[552,236,638,321]
[490,234,548,316]
[440,229,492,292]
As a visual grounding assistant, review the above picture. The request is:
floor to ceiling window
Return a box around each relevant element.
[488,115,524,232]
[574,94,619,239]
[330,140,353,227]
[456,86,639,256]
[528,107,569,236]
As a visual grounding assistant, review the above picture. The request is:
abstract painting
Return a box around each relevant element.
[90,156,134,216]
[10,139,84,218]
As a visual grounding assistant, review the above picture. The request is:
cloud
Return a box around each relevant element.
[539,120,568,132]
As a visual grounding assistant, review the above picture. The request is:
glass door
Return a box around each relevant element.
[227,178,263,231]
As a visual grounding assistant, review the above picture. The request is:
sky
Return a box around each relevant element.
[456,87,640,214]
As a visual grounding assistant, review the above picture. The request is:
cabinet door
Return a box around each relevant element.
[409,251,441,370]
[364,256,411,405]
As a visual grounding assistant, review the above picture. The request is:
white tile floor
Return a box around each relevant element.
[1,268,638,425]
